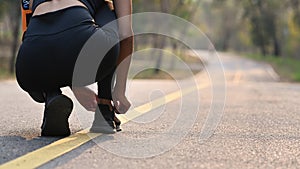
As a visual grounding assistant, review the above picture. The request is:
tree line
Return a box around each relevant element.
[210,0,300,58]
[0,0,299,74]
[132,0,300,59]
[0,0,20,73]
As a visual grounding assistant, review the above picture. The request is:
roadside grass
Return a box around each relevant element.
[132,68,201,80]
[245,54,300,82]
[133,68,174,80]
[132,44,204,80]
[129,50,204,80]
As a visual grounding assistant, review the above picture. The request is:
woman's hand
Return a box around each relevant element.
[72,87,98,112]
[112,91,131,114]
[112,0,132,114]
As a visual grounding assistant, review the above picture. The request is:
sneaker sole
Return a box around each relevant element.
[90,126,116,134]
[41,95,73,137]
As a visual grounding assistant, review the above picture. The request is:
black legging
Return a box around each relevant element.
[16,4,119,100]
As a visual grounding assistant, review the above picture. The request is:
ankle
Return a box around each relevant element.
[96,98,114,111]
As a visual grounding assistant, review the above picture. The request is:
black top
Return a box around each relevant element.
[32,0,105,16]
[79,0,105,16]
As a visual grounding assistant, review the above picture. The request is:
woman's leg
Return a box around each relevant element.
[16,7,96,136]
[95,1,120,99]
[90,3,121,133]
[41,89,73,137]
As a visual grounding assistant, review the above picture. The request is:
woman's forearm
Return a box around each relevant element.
[114,0,133,94]
[115,37,133,94]
[114,0,133,39]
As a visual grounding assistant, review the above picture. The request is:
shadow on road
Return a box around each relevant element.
[0,133,115,168]
[39,134,114,169]
[0,136,59,165]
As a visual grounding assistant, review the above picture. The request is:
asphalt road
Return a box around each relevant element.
[1,51,300,169]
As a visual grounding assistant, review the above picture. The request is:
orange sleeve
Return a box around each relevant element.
[21,8,32,33]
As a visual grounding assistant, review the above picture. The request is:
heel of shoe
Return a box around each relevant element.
[41,95,73,137]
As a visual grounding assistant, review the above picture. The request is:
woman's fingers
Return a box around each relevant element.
[72,87,98,112]
[87,100,97,111]
[114,99,131,114]
[87,106,96,112]
[78,98,97,111]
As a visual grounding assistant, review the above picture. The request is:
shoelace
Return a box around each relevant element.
[96,97,122,131]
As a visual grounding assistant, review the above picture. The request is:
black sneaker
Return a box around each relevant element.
[41,94,73,137]
[90,104,116,134]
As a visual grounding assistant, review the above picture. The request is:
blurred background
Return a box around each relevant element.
[0,0,299,81]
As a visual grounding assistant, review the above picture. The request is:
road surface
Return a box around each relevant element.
[0,51,300,169]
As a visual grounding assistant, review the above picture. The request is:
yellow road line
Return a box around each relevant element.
[0,83,209,169]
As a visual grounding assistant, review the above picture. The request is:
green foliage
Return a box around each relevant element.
[0,0,19,15]
[207,0,300,59]
[246,53,300,82]
[241,0,282,56]
[132,0,200,20]
[0,0,9,18]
